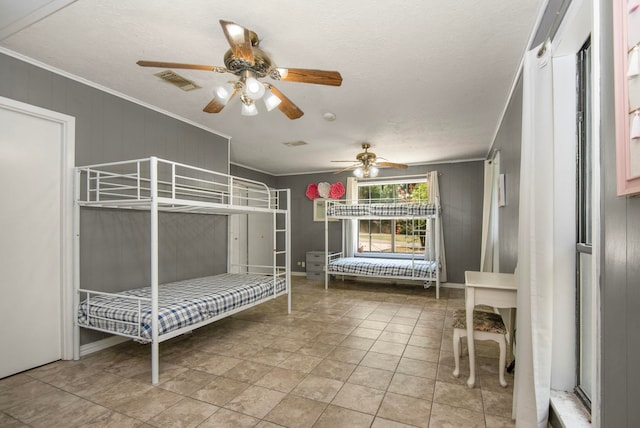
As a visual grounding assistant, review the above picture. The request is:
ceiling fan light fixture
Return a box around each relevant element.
[276,68,289,79]
[241,101,258,116]
[368,166,379,177]
[214,82,235,105]
[353,167,365,179]
[244,76,266,100]
[263,89,282,111]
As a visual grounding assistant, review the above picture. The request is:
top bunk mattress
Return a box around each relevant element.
[78,273,287,342]
[326,202,438,217]
[328,257,438,278]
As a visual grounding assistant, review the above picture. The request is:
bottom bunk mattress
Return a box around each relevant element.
[78,273,287,342]
[328,257,438,278]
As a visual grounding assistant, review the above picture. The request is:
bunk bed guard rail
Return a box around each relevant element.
[76,157,281,211]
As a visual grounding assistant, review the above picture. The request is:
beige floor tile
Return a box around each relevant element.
[158,368,217,395]
[199,408,259,428]
[0,380,59,411]
[366,313,395,323]
[384,323,415,334]
[278,353,323,373]
[86,379,153,409]
[482,389,514,419]
[359,320,389,330]
[256,421,284,428]
[351,327,383,340]
[484,414,516,427]
[408,334,442,349]
[326,346,367,364]
[347,365,394,391]
[5,390,109,428]
[331,383,385,415]
[360,351,401,372]
[147,397,218,428]
[297,342,336,358]
[223,360,273,383]
[192,353,243,375]
[370,340,407,356]
[265,394,326,427]
[313,405,374,428]
[293,374,344,403]
[396,357,438,379]
[433,381,484,413]
[110,386,183,421]
[388,372,435,400]
[429,402,485,428]
[0,412,29,428]
[225,385,285,419]
[340,335,375,351]
[403,345,440,363]
[390,316,418,326]
[377,392,431,428]
[311,359,357,381]
[79,410,142,428]
[315,332,349,345]
[191,377,250,406]
[254,367,306,393]
[377,331,411,345]
[371,416,417,427]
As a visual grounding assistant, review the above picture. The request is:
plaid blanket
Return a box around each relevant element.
[328,257,438,278]
[78,273,287,342]
[327,202,438,217]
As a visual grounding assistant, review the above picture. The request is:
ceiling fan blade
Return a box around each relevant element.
[377,161,409,169]
[137,60,226,72]
[219,20,255,63]
[331,160,358,163]
[277,68,343,86]
[203,89,237,113]
[269,86,304,120]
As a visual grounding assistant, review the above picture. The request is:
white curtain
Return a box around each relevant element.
[480,153,500,272]
[344,177,358,257]
[426,171,447,282]
[513,41,555,427]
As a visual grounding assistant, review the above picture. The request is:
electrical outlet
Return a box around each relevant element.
[301,261,305,268]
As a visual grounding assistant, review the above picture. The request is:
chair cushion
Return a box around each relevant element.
[452,309,507,334]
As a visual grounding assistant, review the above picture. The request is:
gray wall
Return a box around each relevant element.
[236,161,485,284]
[0,52,231,344]
[599,0,640,425]
[488,76,523,273]
[488,0,640,425]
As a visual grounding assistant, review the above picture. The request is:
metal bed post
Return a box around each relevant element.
[324,200,329,290]
[435,202,441,299]
[73,167,81,360]
[286,189,291,314]
[150,157,160,385]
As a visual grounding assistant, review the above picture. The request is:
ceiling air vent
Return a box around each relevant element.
[283,141,308,147]
[154,70,201,91]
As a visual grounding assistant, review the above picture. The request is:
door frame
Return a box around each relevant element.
[0,96,75,360]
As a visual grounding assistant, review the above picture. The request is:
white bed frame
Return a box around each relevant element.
[323,198,441,298]
[73,156,291,384]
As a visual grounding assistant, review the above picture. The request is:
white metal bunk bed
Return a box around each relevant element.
[324,199,441,298]
[73,156,291,384]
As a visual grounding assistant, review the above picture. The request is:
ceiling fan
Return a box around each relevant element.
[333,143,409,177]
[136,20,342,120]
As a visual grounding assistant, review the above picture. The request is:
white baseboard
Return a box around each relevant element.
[79,335,129,357]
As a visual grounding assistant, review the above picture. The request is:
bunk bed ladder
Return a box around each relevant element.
[272,189,291,314]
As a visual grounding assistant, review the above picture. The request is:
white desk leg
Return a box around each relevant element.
[466,287,476,388]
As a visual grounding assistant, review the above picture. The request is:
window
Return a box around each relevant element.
[575,38,593,409]
[357,180,428,256]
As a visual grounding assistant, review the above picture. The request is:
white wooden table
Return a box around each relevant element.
[464,271,517,388]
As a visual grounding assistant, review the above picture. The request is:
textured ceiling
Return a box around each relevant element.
[0,0,544,175]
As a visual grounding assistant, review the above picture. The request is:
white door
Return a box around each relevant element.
[0,97,74,378]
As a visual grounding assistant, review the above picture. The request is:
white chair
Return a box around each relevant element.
[452,308,508,387]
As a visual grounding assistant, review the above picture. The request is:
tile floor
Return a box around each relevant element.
[0,277,515,427]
